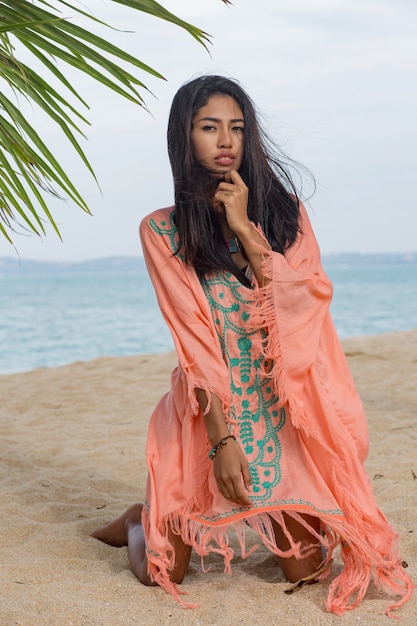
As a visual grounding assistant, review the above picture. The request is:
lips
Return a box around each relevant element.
[215,152,234,166]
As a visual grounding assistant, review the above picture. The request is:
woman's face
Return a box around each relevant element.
[191,95,244,175]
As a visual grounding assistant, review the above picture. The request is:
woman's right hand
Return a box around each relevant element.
[195,389,252,507]
[212,439,253,507]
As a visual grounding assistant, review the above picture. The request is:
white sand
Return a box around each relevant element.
[1,330,416,625]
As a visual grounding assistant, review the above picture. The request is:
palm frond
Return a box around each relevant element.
[0,0,228,245]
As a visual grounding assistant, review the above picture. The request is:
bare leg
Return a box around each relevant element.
[270,512,323,583]
[90,503,192,586]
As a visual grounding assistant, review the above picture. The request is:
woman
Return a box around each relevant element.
[91,75,413,616]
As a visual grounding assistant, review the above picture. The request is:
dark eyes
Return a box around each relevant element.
[201,125,244,132]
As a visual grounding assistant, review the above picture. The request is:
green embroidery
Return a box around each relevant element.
[146,547,161,557]
[149,210,181,257]
[196,501,343,523]
[202,271,287,504]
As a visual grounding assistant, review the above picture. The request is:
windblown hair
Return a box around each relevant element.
[167,75,303,286]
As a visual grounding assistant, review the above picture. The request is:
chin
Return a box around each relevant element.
[201,165,228,180]
[211,165,231,176]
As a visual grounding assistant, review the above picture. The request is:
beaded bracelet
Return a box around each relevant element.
[208,435,237,460]
[225,237,241,253]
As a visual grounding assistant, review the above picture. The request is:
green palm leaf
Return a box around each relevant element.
[0,0,229,244]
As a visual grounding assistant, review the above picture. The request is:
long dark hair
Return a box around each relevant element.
[167,75,302,286]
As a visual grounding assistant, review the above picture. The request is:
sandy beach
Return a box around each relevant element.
[1,329,416,625]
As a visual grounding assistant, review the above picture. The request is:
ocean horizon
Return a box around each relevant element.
[1,253,416,375]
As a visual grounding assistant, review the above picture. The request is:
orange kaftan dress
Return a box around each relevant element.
[138,203,413,616]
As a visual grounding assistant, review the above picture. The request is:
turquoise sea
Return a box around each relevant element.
[1,255,416,375]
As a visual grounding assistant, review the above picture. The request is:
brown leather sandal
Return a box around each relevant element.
[284,559,333,594]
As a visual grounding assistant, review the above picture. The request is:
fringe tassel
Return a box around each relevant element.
[246,247,308,432]
[144,495,413,616]
[181,362,232,424]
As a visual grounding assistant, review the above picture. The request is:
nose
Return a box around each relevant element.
[218,127,232,148]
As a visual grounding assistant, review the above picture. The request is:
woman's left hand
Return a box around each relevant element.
[213,170,250,235]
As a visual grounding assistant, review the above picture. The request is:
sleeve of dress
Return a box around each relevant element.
[249,203,332,404]
[248,202,369,459]
[139,210,231,418]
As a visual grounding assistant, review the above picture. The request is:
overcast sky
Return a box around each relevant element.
[4,0,417,261]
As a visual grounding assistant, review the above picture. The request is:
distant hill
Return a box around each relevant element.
[322,252,417,266]
[0,256,147,273]
[0,252,416,273]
